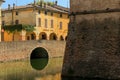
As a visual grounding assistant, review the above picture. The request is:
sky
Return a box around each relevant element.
[1,0,70,9]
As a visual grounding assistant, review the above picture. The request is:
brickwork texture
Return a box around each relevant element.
[62,0,120,79]
[0,40,65,62]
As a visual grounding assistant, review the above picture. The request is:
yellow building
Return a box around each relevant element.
[1,3,69,41]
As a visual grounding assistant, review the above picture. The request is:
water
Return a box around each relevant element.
[0,57,63,80]
[0,57,114,80]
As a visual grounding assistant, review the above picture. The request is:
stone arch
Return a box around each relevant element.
[26,32,36,40]
[30,47,49,70]
[65,36,67,41]
[49,33,57,40]
[39,32,47,40]
[60,35,64,41]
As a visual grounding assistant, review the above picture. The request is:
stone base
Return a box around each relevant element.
[62,18,120,79]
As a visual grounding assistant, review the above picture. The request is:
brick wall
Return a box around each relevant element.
[70,0,120,12]
[0,40,66,62]
[62,0,120,79]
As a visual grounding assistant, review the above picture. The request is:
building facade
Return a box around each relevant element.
[2,3,69,41]
[0,0,5,42]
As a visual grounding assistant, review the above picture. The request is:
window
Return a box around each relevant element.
[38,10,41,14]
[15,20,19,25]
[45,19,47,28]
[51,12,53,16]
[60,22,62,29]
[2,13,5,17]
[2,21,5,26]
[60,13,62,18]
[51,20,53,28]
[38,18,41,26]
[45,11,47,15]
[16,11,19,15]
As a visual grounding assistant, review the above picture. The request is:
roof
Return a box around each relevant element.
[2,4,69,14]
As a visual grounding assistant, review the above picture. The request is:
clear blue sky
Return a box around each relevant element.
[2,0,70,9]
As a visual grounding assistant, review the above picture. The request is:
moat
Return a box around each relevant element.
[0,57,63,80]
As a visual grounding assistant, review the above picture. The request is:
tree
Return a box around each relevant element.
[33,0,54,6]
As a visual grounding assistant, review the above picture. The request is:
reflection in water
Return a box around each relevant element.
[30,58,48,70]
[0,57,109,80]
[62,77,112,80]
[0,57,62,80]
[36,73,61,80]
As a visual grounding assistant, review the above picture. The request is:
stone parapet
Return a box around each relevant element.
[0,40,66,62]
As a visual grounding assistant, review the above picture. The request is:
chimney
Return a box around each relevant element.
[13,3,15,9]
[44,3,47,8]
[55,1,57,5]
[8,4,10,10]
[40,1,42,7]
[34,0,36,6]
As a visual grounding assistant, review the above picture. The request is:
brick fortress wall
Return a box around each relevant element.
[62,0,120,79]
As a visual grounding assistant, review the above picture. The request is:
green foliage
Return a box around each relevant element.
[3,24,22,33]
[22,24,35,32]
[35,0,54,6]
[3,24,35,33]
